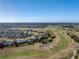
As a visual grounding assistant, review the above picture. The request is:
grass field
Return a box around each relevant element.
[51,30,68,54]
[0,49,50,59]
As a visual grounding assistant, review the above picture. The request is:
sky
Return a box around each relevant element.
[0,0,79,22]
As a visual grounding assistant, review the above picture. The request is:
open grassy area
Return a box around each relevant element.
[0,49,50,59]
[51,30,68,54]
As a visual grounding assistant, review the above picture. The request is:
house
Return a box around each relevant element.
[15,39,26,44]
[0,41,4,49]
[3,40,14,47]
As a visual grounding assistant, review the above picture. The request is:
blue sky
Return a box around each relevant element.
[0,0,79,22]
